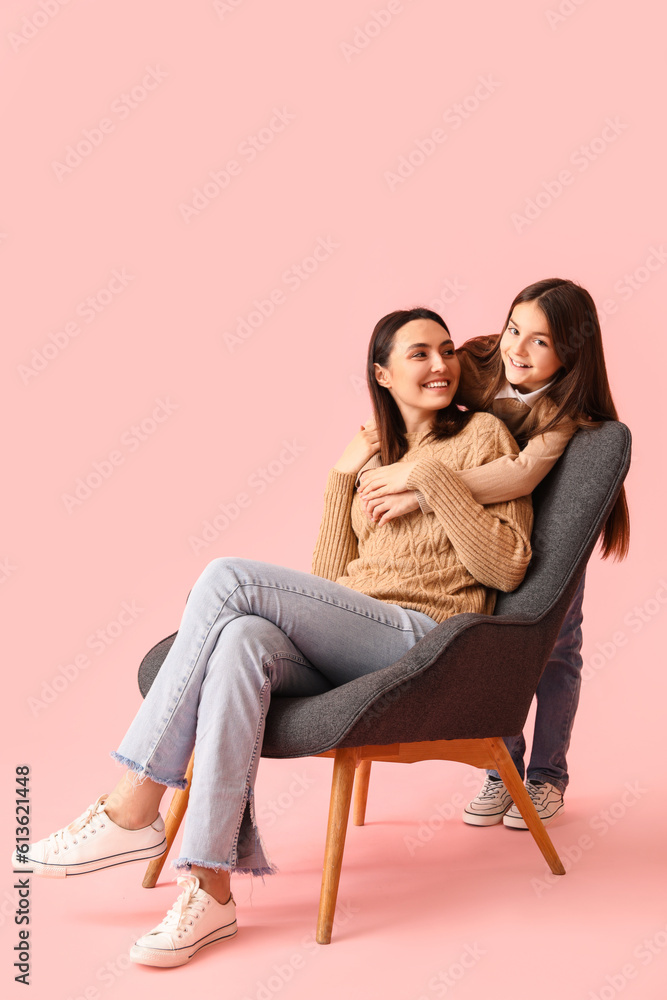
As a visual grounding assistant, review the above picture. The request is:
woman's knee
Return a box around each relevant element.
[204,554,243,574]
[194,555,250,594]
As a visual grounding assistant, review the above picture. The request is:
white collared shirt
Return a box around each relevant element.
[495,377,557,409]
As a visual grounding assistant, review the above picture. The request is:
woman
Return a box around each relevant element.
[14,308,532,968]
[357,280,630,828]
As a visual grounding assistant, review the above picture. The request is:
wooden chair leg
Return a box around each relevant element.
[353,760,372,827]
[488,738,565,876]
[316,748,357,945]
[142,752,195,888]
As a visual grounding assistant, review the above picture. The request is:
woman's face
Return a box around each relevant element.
[374,318,461,432]
[500,299,562,392]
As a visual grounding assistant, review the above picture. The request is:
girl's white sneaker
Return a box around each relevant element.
[130,876,238,967]
[503,780,564,828]
[463,776,513,826]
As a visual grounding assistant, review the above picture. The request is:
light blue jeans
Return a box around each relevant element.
[487,573,586,794]
[112,557,437,875]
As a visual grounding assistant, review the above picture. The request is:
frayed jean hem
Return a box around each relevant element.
[173,856,278,878]
[109,750,188,791]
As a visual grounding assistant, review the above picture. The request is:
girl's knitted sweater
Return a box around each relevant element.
[312,412,532,625]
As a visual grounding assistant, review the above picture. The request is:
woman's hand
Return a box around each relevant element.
[360,490,421,526]
[333,420,380,475]
[357,461,417,499]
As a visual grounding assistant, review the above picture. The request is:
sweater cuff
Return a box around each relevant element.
[326,468,358,495]
[406,456,474,510]
[414,489,433,514]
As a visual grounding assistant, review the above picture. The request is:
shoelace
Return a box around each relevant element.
[525,782,549,805]
[45,795,108,856]
[155,877,207,934]
[477,779,506,800]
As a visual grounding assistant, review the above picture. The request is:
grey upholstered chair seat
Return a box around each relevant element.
[139,422,631,760]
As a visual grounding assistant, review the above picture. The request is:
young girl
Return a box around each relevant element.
[14,308,533,968]
[358,278,630,829]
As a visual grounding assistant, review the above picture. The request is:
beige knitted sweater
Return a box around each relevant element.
[312,412,533,625]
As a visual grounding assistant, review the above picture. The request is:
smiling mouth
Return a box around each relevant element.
[508,357,531,370]
[422,380,451,389]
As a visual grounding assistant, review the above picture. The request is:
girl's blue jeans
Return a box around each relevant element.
[487,573,586,794]
[112,557,437,875]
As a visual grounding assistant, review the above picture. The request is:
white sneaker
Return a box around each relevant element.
[10,795,167,877]
[503,780,564,829]
[130,876,238,968]
[463,776,513,826]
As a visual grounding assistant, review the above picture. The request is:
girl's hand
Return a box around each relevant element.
[358,461,417,498]
[360,490,421,526]
[333,420,380,475]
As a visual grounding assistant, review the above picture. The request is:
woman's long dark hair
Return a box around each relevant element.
[459,279,630,560]
[367,308,475,466]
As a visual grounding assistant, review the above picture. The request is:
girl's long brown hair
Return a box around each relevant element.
[367,308,475,466]
[459,278,629,560]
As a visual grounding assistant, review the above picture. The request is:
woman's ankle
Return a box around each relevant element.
[104,798,158,830]
[104,773,165,830]
[190,865,231,905]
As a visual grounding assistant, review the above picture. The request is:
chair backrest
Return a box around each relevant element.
[261,421,631,756]
[496,419,631,620]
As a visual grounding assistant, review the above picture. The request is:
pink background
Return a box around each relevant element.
[3,1,666,998]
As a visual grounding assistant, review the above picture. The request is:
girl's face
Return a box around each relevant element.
[500,299,562,392]
[374,319,461,432]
